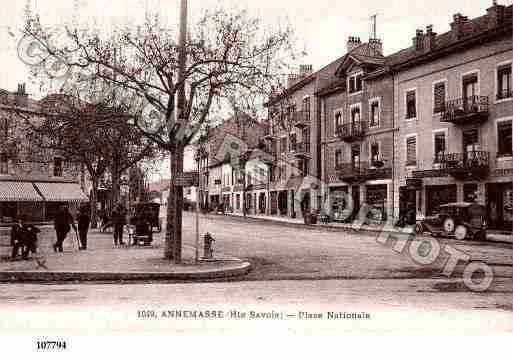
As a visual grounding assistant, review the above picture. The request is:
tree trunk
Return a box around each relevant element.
[165,142,184,262]
[111,157,120,206]
[90,177,99,228]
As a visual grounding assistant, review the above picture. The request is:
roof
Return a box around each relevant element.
[334,42,385,76]
[386,5,513,72]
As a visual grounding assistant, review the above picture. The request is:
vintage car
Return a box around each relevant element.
[415,202,487,241]
[132,202,161,232]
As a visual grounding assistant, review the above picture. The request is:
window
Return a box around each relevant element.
[433,82,446,114]
[406,136,417,166]
[369,100,380,127]
[302,97,310,120]
[464,184,478,202]
[0,153,8,175]
[335,149,342,168]
[236,194,240,210]
[334,110,343,131]
[289,133,297,151]
[348,73,363,94]
[462,73,478,99]
[299,159,309,176]
[406,90,417,119]
[350,105,361,124]
[286,105,296,122]
[370,142,380,164]
[351,145,360,167]
[53,157,63,177]
[497,64,512,100]
[280,137,287,154]
[302,128,310,147]
[434,132,446,163]
[498,120,512,157]
[463,128,479,152]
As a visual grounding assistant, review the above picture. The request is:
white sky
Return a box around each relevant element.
[0,0,509,179]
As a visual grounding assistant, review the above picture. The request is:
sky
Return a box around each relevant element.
[0,0,509,179]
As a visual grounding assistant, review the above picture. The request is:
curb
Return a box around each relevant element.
[0,261,252,282]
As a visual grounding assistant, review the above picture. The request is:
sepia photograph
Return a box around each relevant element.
[0,0,512,356]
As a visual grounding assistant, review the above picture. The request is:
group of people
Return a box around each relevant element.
[9,202,129,259]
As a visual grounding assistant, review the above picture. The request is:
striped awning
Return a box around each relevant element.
[0,181,44,202]
[34,182,88,202]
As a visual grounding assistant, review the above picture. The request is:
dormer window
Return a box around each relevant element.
[348,72,363,94]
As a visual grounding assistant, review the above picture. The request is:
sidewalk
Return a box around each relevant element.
[226,213,513,245]
[0,229,251,282]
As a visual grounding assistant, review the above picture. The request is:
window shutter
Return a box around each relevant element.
[434,83,445,113]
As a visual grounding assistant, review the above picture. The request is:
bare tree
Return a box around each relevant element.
[22,6,297,262]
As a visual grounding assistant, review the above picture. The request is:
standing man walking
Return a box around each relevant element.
[53,204,77,252]
[112,203,126,246]
[77,204,91,250]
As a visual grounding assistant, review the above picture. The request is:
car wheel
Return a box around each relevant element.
[415,222,424,234]
[473,230,486,242]
[454,225,468,240]
[443,218,455,233]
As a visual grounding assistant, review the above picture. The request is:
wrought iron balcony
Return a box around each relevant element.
[293,110,310,128]
[497,89,513,101]
[335,121,366,142]
[335,163,362,182]
[440,96,489,124]
[439,151,490,179]
[263,125,277,141]
[294,142,311,158]
[361,165,392,181]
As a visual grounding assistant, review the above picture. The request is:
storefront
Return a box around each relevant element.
[365,184,388,222]
[425,184,457,216]
[329,186,350,222]
[487,182,513,230]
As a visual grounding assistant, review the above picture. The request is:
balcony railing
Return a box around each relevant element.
[335,121,366,142]
[335,163,362,182]
[294,142,311,157]
[440,96,489,124]
[497,89,513,101]
[293,110,310,128]
[439,151,490,178]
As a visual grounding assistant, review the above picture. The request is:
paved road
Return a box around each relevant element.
[180,212,513,283]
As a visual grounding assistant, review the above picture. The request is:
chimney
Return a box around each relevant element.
[287,73,299,89]
[347,36,362,53]
[487,1,505,29]
[368,38,383,55]
[450,13,468,39]
[412,29,425,51]
[299,64,313,78]
[15,83,28,108]
[424,25,437,51]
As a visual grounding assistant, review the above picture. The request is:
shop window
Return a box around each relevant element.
[406,90,417,119]
[497,121,512,157]
[370,100,380,127]
[434,132,446,163]
[497,64,512,100]
[433,82,446,114]
[406,136,417,166]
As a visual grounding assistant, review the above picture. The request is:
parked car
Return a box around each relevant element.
[415,202,487,241]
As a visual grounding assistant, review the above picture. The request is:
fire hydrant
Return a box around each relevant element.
[203,232,215,259]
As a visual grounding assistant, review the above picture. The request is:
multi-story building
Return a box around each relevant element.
[318,37,394,223]
[389,2,513,230]
[0,86,88,223]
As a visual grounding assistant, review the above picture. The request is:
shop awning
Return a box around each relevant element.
[0,181,44,202]
[34,182,88,202]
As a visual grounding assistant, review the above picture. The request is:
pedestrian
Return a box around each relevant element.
[22,223,40,260]
[112,203,126,246]
[53,204,77,253]
[10,217,26,260]
[77,204,91,250]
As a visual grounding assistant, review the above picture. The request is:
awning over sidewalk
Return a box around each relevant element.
[34,182,88,202]
[0,181,44,202]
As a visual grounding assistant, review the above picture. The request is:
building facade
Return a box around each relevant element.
[0,86,88,223]
[389,3,513,231]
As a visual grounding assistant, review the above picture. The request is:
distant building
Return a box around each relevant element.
[0,85,88,223]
